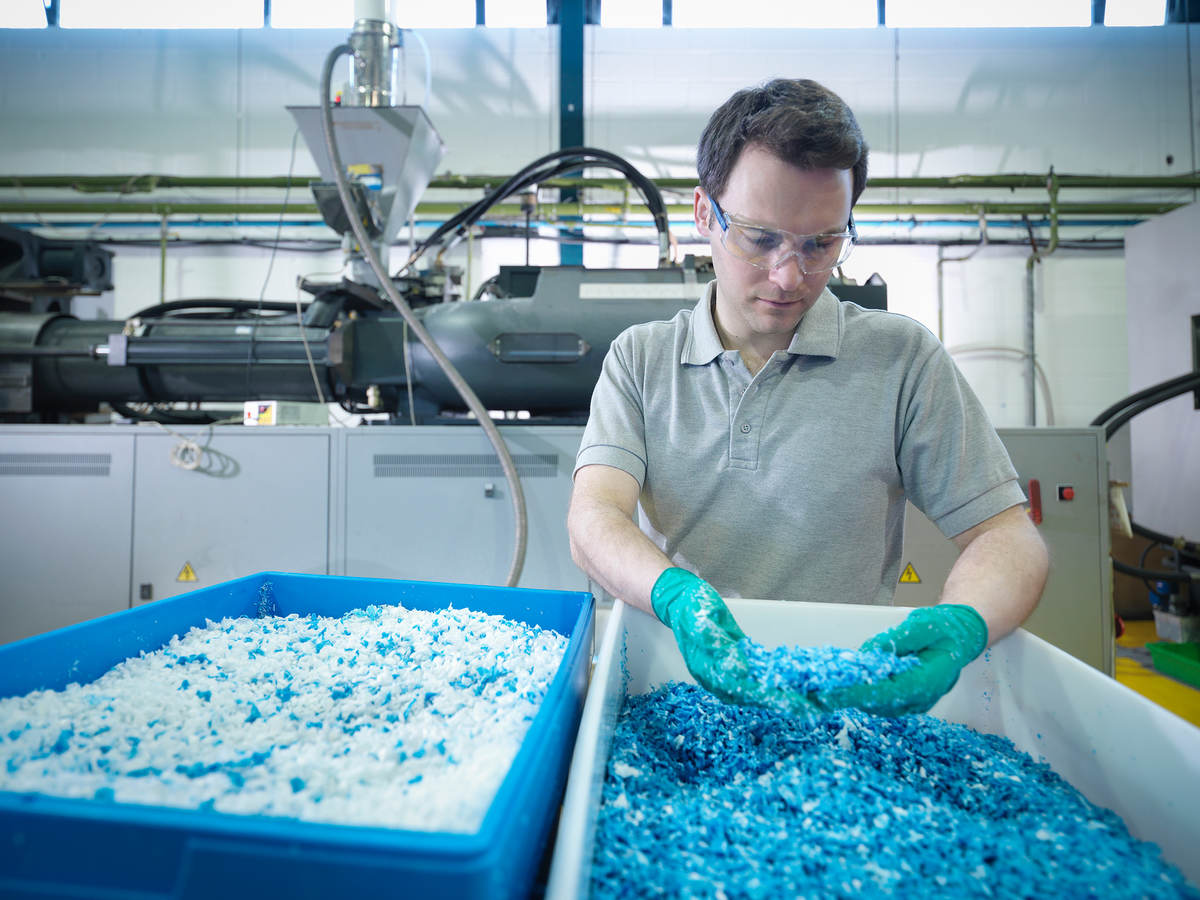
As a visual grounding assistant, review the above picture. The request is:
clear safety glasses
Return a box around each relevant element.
[708,195,857,275]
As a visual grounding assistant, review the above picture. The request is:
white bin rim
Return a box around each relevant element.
[546,598,1200,898]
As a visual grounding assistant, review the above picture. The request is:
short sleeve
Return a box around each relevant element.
[575,329,649,486]
[896,341,1026,538]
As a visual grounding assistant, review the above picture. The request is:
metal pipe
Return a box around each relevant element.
[159,215,168,305]
[1021,170,1062,426]
[934,219,988,343]
[1023,261,1038,426]
[0,200,1185,218]
[6,173,1200,192]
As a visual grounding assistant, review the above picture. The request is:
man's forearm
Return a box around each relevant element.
[942,506,1049,643]
[567,495,672,616]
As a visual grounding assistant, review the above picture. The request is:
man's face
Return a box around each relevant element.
[695,145,853,351]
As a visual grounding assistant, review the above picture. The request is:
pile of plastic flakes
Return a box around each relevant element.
[593,682,1198,899]
[0,604,567,832]
[741,640,921,693]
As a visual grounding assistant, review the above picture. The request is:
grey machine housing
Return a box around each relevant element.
[0,263,887,423]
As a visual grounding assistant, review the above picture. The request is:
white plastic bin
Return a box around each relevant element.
[547,599,1200,898]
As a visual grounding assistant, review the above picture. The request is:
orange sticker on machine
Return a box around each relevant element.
[899,563,921,584]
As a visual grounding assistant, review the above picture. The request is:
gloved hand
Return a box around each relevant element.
[819,604,989,717]
[651,567,827,719]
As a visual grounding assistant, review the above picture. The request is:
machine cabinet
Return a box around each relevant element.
[900,427,1113,673]
[130,430,332,607]
[0,429,135,644]
[340,427,586,591]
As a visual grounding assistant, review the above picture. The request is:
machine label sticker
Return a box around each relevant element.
[899,563,921,584]
[176,562,198,583]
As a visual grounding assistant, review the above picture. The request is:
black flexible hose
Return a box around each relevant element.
[1097,372,1200,440]
[111,402,219,425]
[127,299,301,320]
[1088,370,1200,429]
[411,146,672,267]
[1092,370,1200,582]
[1113,558,1195,585]
[435,156,653,258]
[1132,521,1199,556]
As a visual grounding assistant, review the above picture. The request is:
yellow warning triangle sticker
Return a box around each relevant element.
[899,563,921,584]
[176,562,198,583]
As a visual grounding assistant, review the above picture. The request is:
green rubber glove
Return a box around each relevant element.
[651,567,827,719]
[820,605,989,717]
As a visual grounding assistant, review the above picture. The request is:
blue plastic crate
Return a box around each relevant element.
[0,572,594,900]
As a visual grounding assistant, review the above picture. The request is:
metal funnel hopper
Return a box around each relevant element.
[288,105,446,244]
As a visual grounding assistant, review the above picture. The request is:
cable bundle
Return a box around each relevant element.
[404,146,674,271]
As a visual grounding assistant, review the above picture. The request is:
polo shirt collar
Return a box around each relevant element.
[785,287,842,358]
[682,281,844,365]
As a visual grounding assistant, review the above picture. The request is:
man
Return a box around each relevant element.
[567,79,1049,718]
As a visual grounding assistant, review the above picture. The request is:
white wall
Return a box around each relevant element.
[1,24,1197,430]
[1124,202,1200,538]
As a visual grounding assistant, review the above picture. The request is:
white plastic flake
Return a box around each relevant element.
[0,604,567,833]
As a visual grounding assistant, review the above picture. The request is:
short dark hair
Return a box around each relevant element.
[697,78,869,206]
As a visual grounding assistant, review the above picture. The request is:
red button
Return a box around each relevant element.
[1059,486,1075,501]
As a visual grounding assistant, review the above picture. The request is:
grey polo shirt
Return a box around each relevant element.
[575,281,1025,606]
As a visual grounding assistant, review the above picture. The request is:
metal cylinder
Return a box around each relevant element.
[347,19,399,108]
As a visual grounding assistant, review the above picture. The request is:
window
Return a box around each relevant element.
[672,0,877,28]
[886,0,1091,28]
[0,0,47,28]
[393,0,475,28]
[487,0,547,26]
[600,0,662,28]
[61,0,262,28]
[272,0,475,28]
[1104,0,1167,25]
[270,0,355,28]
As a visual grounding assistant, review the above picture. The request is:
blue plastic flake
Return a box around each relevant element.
[195,690,212,702]
[93,786,114,802]
[49,729,74,755]
[741,640,921,693]
[592,683,1199,899]
[245,703,262,724]
[290,777,305,793]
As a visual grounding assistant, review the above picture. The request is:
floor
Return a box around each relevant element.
[1115,619,1200,728]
